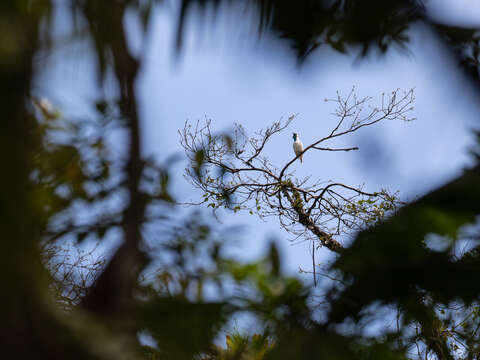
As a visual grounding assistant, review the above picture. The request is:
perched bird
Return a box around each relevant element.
[292,133,304,163]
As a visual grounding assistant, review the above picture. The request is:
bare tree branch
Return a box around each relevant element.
[311,146,359,152]
[180,88,414,255]
[278,88,415,180]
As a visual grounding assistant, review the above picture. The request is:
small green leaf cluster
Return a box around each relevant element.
[345,194,396,225]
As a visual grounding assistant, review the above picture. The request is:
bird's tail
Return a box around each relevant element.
[300,155,303,163]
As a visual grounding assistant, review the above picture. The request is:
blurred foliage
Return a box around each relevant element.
[177,0,423,58]
[2,0,480,360]
[327,164,480,359]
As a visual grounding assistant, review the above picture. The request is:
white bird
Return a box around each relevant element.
[292,133,304,163]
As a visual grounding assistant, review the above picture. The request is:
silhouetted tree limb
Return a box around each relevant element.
[79,1,146,329]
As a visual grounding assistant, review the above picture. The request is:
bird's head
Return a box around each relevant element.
[292,133,298,141]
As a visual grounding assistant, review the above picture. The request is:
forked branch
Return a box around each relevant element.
[179,88,415,254]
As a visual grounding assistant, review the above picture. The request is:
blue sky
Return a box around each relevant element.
[37,0,480,281]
